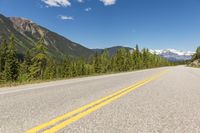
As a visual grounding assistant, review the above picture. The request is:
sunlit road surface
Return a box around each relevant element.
[0,66,200,133]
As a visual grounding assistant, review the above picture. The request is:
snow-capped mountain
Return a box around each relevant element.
[149,49,195,62]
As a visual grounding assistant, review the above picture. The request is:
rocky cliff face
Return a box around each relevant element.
[9,17,45,38]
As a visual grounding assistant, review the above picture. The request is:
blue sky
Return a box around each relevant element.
[0,0,200,51]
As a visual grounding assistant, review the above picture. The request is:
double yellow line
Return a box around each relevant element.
[25,69,169,133]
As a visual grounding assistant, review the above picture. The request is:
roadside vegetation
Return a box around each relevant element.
[189,46,200,67]
[0,34,173,86]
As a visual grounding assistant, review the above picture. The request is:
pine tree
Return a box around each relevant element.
[61,56,71,78]
[4,35,19,81]
[100,49,110,73]
[70,62,78,77]
[44,59,56,79]
[111,56,117,72]
[23,50,32,73]
[93,52,102,73]
[135,44,140,57]
[29,37,48,79]
[74,59,85,76]
[133,45,143,69]
[0,33,172,85]
[124,49,133,71]
[142,48,151,68]
[115,48,126,71]
[18,50,32,82]
[0,34,8,73]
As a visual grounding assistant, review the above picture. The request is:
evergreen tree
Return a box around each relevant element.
[61,56,71,78]
[18,50,32,82]
[4,35,19,81]
[142,48,151,68]
[29,37,48,79]
[115,48,127,71]
[0,34,173,85]
[100,49,110,73]
[111,56,117,72]
[23,50,32,73]
[70,62,78,77]
[135,44,140,57]
[124,49,133,71]
[93,52,102,73]
[44,59,56,79]
[0,34,8,73]
[133,45,144,69]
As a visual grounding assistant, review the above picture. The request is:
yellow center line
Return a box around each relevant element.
[25,69,169,133]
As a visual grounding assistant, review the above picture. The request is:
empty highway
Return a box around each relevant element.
[0,66,200,133]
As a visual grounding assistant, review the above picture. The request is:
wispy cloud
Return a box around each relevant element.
[42,0,71,7]
[42,0,117,7]
[58,15,74,20]
[100,0,117,6]
[77,0,84,3]
[85,7,92,12]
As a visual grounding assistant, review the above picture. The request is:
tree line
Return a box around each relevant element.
[0,35,172,84]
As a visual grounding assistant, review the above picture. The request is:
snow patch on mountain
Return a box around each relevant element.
[149,49,195,61]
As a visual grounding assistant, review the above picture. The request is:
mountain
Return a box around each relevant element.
[92,46,194,62]
[0,14,94,59]
[92,46,133,56]
[149,49,195,62]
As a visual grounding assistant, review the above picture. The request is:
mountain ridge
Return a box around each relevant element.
[149,49,195,61]
[92,46,133,56]
[0,14,195,62]
[0,14,94,59]
[92,46,194,62]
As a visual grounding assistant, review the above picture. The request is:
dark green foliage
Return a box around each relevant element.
[0,34,8,72]
[109,45,170,72]
[0,34,172,85]
[115,48,127,71]
[93,52,102,73]
[60,57,71,78]
[29,38,48,79]
[3,35,19,81]
[44,59,56,79]
[99,50,110,73]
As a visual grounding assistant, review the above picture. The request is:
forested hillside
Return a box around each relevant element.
[92,46,133,57]
[0,35,172,85]
[0,14,94,59]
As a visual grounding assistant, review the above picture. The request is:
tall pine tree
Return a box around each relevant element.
[29,37,48,79]
[0,34,8,73]
[4,34,19,81]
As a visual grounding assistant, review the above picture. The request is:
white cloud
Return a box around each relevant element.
[42,0,117,7]
[42,0,71,7]
[100,0,117,6]
[58,15,74,20]
[85,7,92,12]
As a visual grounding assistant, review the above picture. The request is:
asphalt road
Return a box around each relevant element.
[0,66,200,133]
